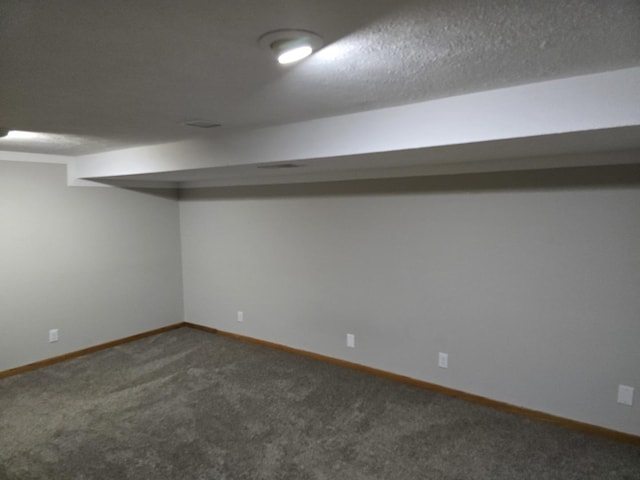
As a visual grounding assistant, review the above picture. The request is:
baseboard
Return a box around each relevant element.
[0,323,185,379]
[184,322,640,445]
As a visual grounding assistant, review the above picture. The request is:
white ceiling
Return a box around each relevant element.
[1,0,640,186]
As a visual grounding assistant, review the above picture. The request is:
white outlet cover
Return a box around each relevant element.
[346,333,355,348]
[438,352,448,368]
[49,329,59,343]
[618,385,634,406]
[237,311,243,322]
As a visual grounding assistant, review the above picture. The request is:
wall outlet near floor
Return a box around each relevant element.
[49,329,59,343]
[237,311,243,322]
[346,333,355,348]
[617,384,634,406]
[438,352,448,368]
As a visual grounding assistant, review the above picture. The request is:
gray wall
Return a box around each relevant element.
[0,161,184,371]
[180,165,640,435]
[3,159,638,436]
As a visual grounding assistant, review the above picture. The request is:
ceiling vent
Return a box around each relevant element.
[257,163,302,169]
[181,120,221,128]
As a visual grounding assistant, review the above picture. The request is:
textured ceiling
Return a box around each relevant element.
[1,0,640,155]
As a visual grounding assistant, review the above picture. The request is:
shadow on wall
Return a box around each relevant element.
[114,187,179,200]
[180,164,640,201]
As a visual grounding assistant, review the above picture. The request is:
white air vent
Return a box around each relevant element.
[181,120,221,128]
[256,163,302,169]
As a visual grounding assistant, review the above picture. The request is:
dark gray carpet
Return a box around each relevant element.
[1,327,638,479]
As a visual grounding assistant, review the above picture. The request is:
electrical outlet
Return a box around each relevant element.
[618,385,634,406]
[346,333,355,348]
[237,311,243,322]
[438,352,448,368]
[49,329,59,343]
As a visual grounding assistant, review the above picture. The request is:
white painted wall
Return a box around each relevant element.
[180,165,640,435]
[0,161,184,371]
[4,157,638,436]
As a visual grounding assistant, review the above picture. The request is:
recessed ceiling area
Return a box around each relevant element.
[1,0,639,186]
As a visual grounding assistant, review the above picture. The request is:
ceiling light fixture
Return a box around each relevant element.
[277,45,313,65]
[258,29,323,65]
[3,130,42,140]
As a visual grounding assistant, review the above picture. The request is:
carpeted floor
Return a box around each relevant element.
[0,327,638,479]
